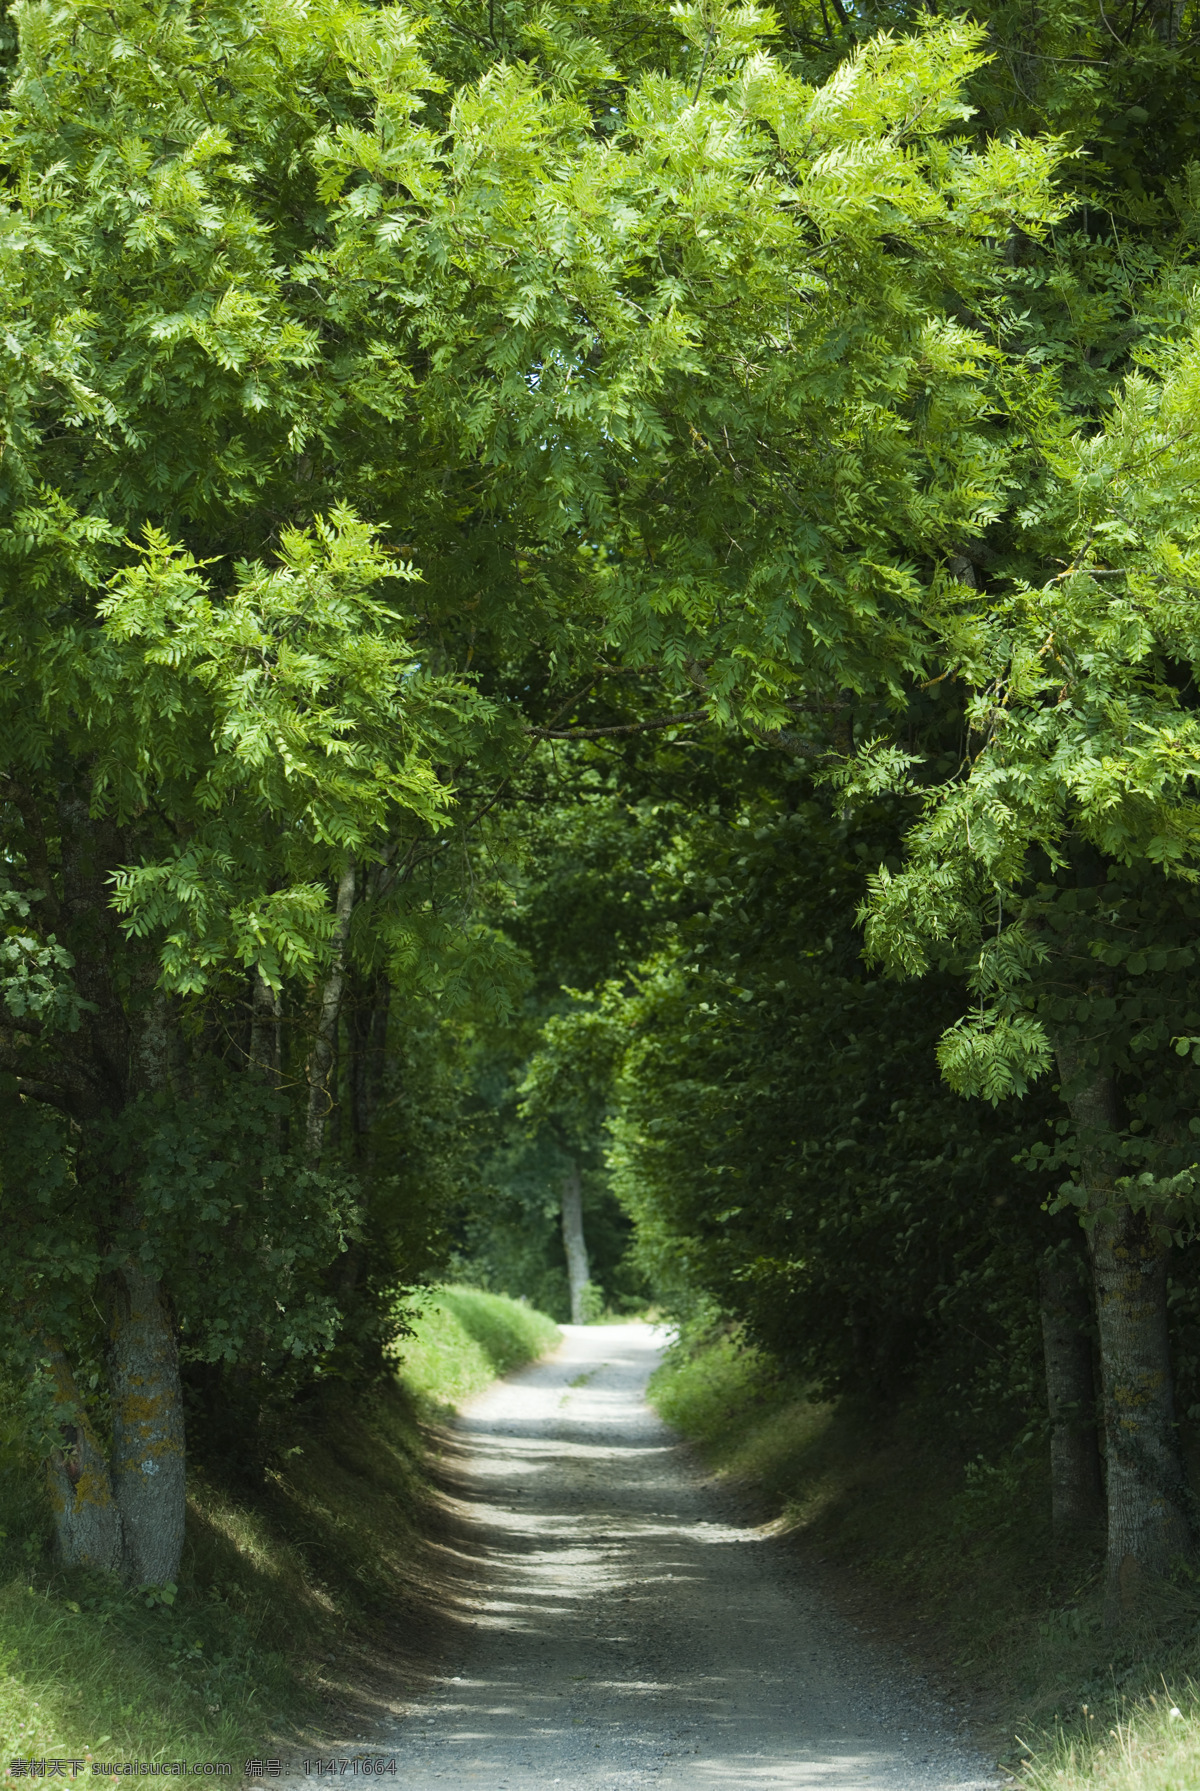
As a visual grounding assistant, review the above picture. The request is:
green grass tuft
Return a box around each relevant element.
[1021,1684,1200,1791]
[394,1286,560,1413]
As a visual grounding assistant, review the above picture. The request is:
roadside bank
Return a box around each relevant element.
[648,1326,1200,1791]
[0,1289,560,1791]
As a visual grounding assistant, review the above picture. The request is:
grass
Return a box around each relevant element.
[650,1326,1200,1791]
[394,1285,561,1413]
[1023,1689,1200,1791]
[0,1286,559,1790]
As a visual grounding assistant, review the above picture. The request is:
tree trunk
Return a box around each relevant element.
[108,1261,187,1586]
[349,976,390,1169]
[334,977,391,1307]
[46,1220,189,1589]
[1039,1241,1103,1538]
[1092,1206,1191,1619]
[249,966,281,1087]
[44,1343,123,1573]
[561,1160,590,1325]
[306,862,356,1167]
[1151,0,1184,43]
[103,994,188,1586]
[1054,1038,1193,1620]
[36,806,190,1587]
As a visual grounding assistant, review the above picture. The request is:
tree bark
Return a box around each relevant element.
[30,802,191,1587]
[561,1160,590,1325]
[1039,1240,1103,1538]
[108,1261,187,1586]
[349,976,390,1169]
[44,1343,123,1573]
[103,993,188,1586]
[249,966,282,1087]
[1151,0,1184,43]
[333,977,391,1307]
[1092,1206,1191,1617]
[1054,1039,1193,1621]
[306,862,356,1167]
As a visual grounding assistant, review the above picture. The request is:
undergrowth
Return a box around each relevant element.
[0,1286,559,1789]
[650,1326,1200,1791]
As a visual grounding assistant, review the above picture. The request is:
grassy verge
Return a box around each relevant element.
[0,1287,559,1790]
[396,1286,560,1413]
[650,1327,1200,1791]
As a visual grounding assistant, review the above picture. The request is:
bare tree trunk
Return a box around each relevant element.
[104,992,187,1586]
[349,976,390,1168]
[561,1160,590,1325]
[37,805,190,1587]
[1092,1206,1191,1618]
[47,992,190,1586]
[306,862,356,1167]
[44,1343,123,1573]
[1054,1038,1193,1621]
[336,977,392,1307]
[40,797,128,1574]
[1151,0,1184,43]
[1039,1241,1103,1538]
[108,1262,186,1586]
[329,1017,342,1156]
[249,966,282,1087]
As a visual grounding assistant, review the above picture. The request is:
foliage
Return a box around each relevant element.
[591,770,1053,1434]
[10,0,1200,1720]
[0,0,1070,1540]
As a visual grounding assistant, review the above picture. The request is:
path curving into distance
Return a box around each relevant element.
[322,1323,1001,1789]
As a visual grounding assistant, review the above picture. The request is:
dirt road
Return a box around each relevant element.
[317,1323,1001,1789]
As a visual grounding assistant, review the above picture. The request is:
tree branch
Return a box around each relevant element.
[13,1076,76,1113]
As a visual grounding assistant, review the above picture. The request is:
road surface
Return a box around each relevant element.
[304,1322,1000,1790]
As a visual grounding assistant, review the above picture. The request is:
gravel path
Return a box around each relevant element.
[300,1322,1002,1790]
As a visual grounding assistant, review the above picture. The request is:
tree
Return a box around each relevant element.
[855,305,1200,1618]
[2,516,459,1580]
[0,0,1062,1583]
